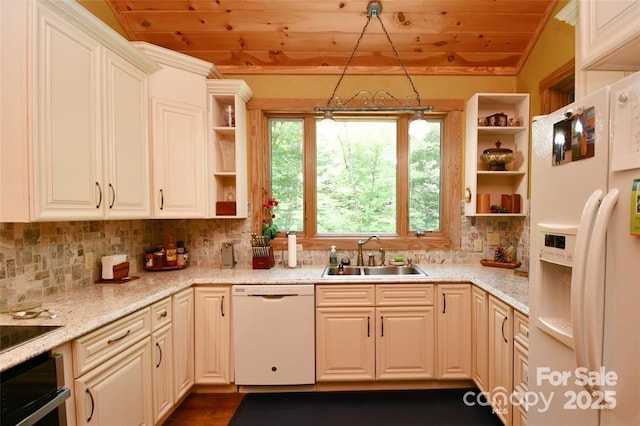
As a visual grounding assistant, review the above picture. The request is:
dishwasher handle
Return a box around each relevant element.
[249,294,299,298]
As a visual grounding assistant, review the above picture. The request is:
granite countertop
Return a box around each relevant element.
[0,263,528,372]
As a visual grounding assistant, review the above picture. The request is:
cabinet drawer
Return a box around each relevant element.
[151,297,172,331]
[514,310,529,348]
[376,284,434,306]
[315,285,375,307]
[73,307,151,377]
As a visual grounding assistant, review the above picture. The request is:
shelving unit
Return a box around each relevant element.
[464,93,530,216]
[206,80,253,218]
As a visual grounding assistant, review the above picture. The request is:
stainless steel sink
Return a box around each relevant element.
[322,266,363,276]
[321,265,427,278]
[362,266,426,276]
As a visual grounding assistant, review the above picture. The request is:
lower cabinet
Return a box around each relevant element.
[72,308,153,425]
[151,298,174,424]
[512,310,529,426]
[436,283,472,379]
[172,287,194,401]
[471,286,489,391]
[316,284,436,382]
[74,338,153,426]
[194,286,233,384]
[488,295,514,425]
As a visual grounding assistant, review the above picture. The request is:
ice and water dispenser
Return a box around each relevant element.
[535,224,577,348]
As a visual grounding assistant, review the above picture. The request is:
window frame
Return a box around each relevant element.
[249,98,463,250]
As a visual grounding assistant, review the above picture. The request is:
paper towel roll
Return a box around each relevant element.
[102,254,127,279]
[477,194,491,214]
[287,232,297,268]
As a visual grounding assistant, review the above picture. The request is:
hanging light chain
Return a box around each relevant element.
[377,14,422,107]
[325,15,373,108]
[320,0,427,114]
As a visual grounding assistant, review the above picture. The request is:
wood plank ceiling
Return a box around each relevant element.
[106,0,557,75]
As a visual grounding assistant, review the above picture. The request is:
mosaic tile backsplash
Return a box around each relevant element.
[0,203,529,309]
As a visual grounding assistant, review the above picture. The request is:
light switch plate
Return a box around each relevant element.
[474,239,483,252]
[85,252,94,269]
[487,232,500,246]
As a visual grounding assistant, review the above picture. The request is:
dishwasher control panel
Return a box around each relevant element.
[232,284,314,296]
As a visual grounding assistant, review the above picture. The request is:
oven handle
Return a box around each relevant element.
[16,387,70,426]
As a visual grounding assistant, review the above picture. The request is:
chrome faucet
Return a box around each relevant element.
[357,235,381,266]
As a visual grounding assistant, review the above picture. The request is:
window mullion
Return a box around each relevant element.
[397,116,409,235]
[303,115,317,237]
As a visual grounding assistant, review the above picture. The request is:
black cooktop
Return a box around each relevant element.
[0,325,62,353]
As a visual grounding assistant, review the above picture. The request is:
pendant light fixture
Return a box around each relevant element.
[315,1,433,122]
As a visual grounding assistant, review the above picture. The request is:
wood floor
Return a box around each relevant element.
[163,392,245,426]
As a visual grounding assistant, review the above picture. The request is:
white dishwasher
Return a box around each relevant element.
[232,284,315,385]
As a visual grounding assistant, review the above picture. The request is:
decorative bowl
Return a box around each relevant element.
[480,141,514,171]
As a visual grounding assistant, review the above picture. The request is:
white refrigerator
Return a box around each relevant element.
[529,71,640,426]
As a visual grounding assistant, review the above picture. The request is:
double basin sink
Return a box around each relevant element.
[321,265,427,278]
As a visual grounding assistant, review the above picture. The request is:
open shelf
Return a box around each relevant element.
[464,93,530,216]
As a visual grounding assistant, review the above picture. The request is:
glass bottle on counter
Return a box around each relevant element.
[165,235,177,267]
[177,241,185,266]
[329,246,338,267]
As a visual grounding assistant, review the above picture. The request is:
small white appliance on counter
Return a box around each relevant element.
[232,284,315,386]
[529,71,640,425]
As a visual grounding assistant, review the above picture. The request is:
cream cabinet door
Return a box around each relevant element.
[150,98,207,218]
[315,307,375,382]
[194,287,232,384]
[173,287,194,401]
[102,48,150,219]
[152,324,174,424]
[32,2,103,221]
[472,286,489,392]
[375,306,435,380]
[436,284,472,379]
[488,295,513,425]
[74,338,153,426]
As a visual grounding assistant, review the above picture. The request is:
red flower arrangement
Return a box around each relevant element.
[261,190,279,239]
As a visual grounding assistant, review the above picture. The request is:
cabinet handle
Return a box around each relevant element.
[221,295,225,317]
[380,316,384,337]
[367,316,370,337]
[159,310,168,319]
[95,182,102,209]
[159,189,164,210]
[108,183,115,209]
[86,388,95,422]
[155,342,163,368]
[442,293,447,314]
[501,317,508,343]
[107,329,130,344]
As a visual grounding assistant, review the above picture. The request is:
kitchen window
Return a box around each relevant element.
[249,99,463,250]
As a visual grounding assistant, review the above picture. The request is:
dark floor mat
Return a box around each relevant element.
[229,388,503,426]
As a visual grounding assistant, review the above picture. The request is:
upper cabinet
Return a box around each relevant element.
[207,80,253,218]
[132,42,218,219]
[0,0,159,222]
[134,42,252,219]
[464,93,530,217]
[579,0,640,71]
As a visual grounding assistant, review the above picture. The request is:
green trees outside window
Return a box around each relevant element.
[270,116,442,236]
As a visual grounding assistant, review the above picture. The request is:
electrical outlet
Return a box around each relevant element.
[487,232,500,246]
[474,239,483,252]
[85,252,95,269]
[296,243,303,252]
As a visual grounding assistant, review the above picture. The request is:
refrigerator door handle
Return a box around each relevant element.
[571,189,603,385]
[582,188,619,396]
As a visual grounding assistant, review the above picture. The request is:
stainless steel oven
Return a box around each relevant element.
[0,352,70,426]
